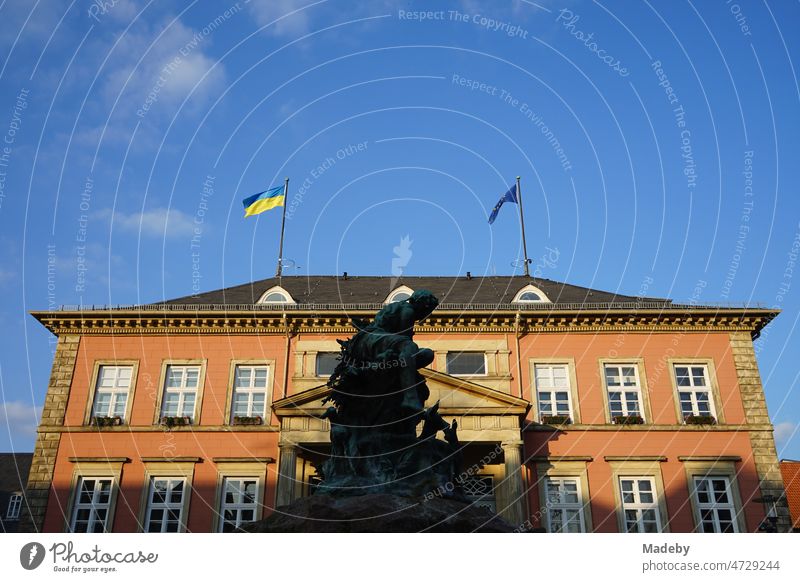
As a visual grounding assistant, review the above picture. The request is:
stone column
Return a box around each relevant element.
[501,440,527,527]
[275,442,298,507]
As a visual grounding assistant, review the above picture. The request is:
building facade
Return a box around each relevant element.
[20,276,791,532]
[0,452,32,533]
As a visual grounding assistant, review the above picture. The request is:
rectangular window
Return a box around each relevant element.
[161,365,200,421]
[315,352,340,377]
[694,476,738,532]
[619,477,662,532]
[231,366,269,419]
[604,364,643,420]
[544,477,585,532]
[70,478,113,533]
[6,493,22,520]
[675,365,716,420]
[534,364,573,421]
[144,478,186,533]
[446,352,486,376]
[92,365,132,420]
[219,478,259,532]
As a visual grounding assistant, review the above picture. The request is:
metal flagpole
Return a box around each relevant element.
[275,177,289,278]
[516,176,531,277]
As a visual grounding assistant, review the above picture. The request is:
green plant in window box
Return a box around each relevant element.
[541,415,571,426]
[684,414,716,425]
[233,415,263,426]
[92,415,122,427]
[612,414,644,425]
[161,415,192,428]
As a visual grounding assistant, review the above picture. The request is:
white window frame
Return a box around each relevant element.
[512,284,550,303]
[231,365,269,419]
[218,477,260,532]
[144,477,188,533]
[69,477,114,533]
[603,363,645,420]
[674,364,717,420]
[384,285,414,304]
[619,476,662,533]
[693,476,739,533]
[534,363,573,422]
[544,477,586,533]
[91,365,133,420]
[160,365,201,421]
[445,351,487,376]
[6,493,22,520]
[257,285,295,304]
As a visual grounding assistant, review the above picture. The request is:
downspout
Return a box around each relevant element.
[514,312,523,399]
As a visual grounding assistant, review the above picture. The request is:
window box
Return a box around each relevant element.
[92,415,123,427]
[613,414,644,425]
[541,414,571,426]
[684,414,716,425]
[232,415,263,426]
[161,415,192,428]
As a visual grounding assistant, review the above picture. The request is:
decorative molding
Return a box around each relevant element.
[677,455,742,462]
[31,306,777,337]
[604,455,667,462]
[37,425,282,433]
[139,457,202,463]
[528,455,593,463]
[68,457,130,463]
[212,457,275,464]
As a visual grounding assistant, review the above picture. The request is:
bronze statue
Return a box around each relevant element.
[318,290,462,498]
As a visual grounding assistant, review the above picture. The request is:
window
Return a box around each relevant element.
[6,493,22,520]
[446,352,486,376]
[512,284,550,303]
[219,478,259,532]
[70,478,113,533]
[674,365,716,420]
[257,286,294,304]
[91,365,132,420]
[694,476,738,532]
[619,477,662,532]
[385,286,414,304]
[604,364,644,420]
[544,477,585,532]
[144,478,186,533]
[534,364,573,421]
[315,352,340,377]
[161,365,200,421]
[231,365,269,419]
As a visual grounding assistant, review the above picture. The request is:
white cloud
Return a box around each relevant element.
[775,421,798,454]
[0,401,42,440]
[247,0,313,37]
[103,207,197,238]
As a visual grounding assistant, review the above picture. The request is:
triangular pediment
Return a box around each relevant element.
[273,369,529,417]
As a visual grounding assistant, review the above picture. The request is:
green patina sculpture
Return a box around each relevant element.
[318,290,462,497]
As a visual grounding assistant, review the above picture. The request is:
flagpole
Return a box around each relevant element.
[275,177,289,278]
[516,176,530,277]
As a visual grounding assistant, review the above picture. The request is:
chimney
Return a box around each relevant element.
[343,271,349,280]
[466,271,472,280]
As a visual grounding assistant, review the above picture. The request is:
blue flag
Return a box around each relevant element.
[488,184,518,224]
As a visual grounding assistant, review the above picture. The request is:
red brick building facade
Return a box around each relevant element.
[20,276,791,532]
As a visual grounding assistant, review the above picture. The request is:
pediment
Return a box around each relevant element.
[273,368,529,417]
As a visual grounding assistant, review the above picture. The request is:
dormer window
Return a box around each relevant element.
[385,285,414,304]
[257,286,295,304]
[512,284,550,303]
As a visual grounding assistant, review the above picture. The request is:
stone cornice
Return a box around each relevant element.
[30,305,778,337]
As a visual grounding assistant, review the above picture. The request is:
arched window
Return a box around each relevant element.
[385,285,414,304]
[512,284,550,303]
[257,286,295,304]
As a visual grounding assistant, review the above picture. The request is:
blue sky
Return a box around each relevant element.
[0,0,798,457]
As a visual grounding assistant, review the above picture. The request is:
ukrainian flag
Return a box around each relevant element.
[242,186,285,217]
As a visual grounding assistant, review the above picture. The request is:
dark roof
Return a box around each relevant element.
[0,453,32,493]
[158,275,671,307]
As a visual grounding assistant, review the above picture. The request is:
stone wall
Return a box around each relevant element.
[17,335,79,533]
[730,331,791,532]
